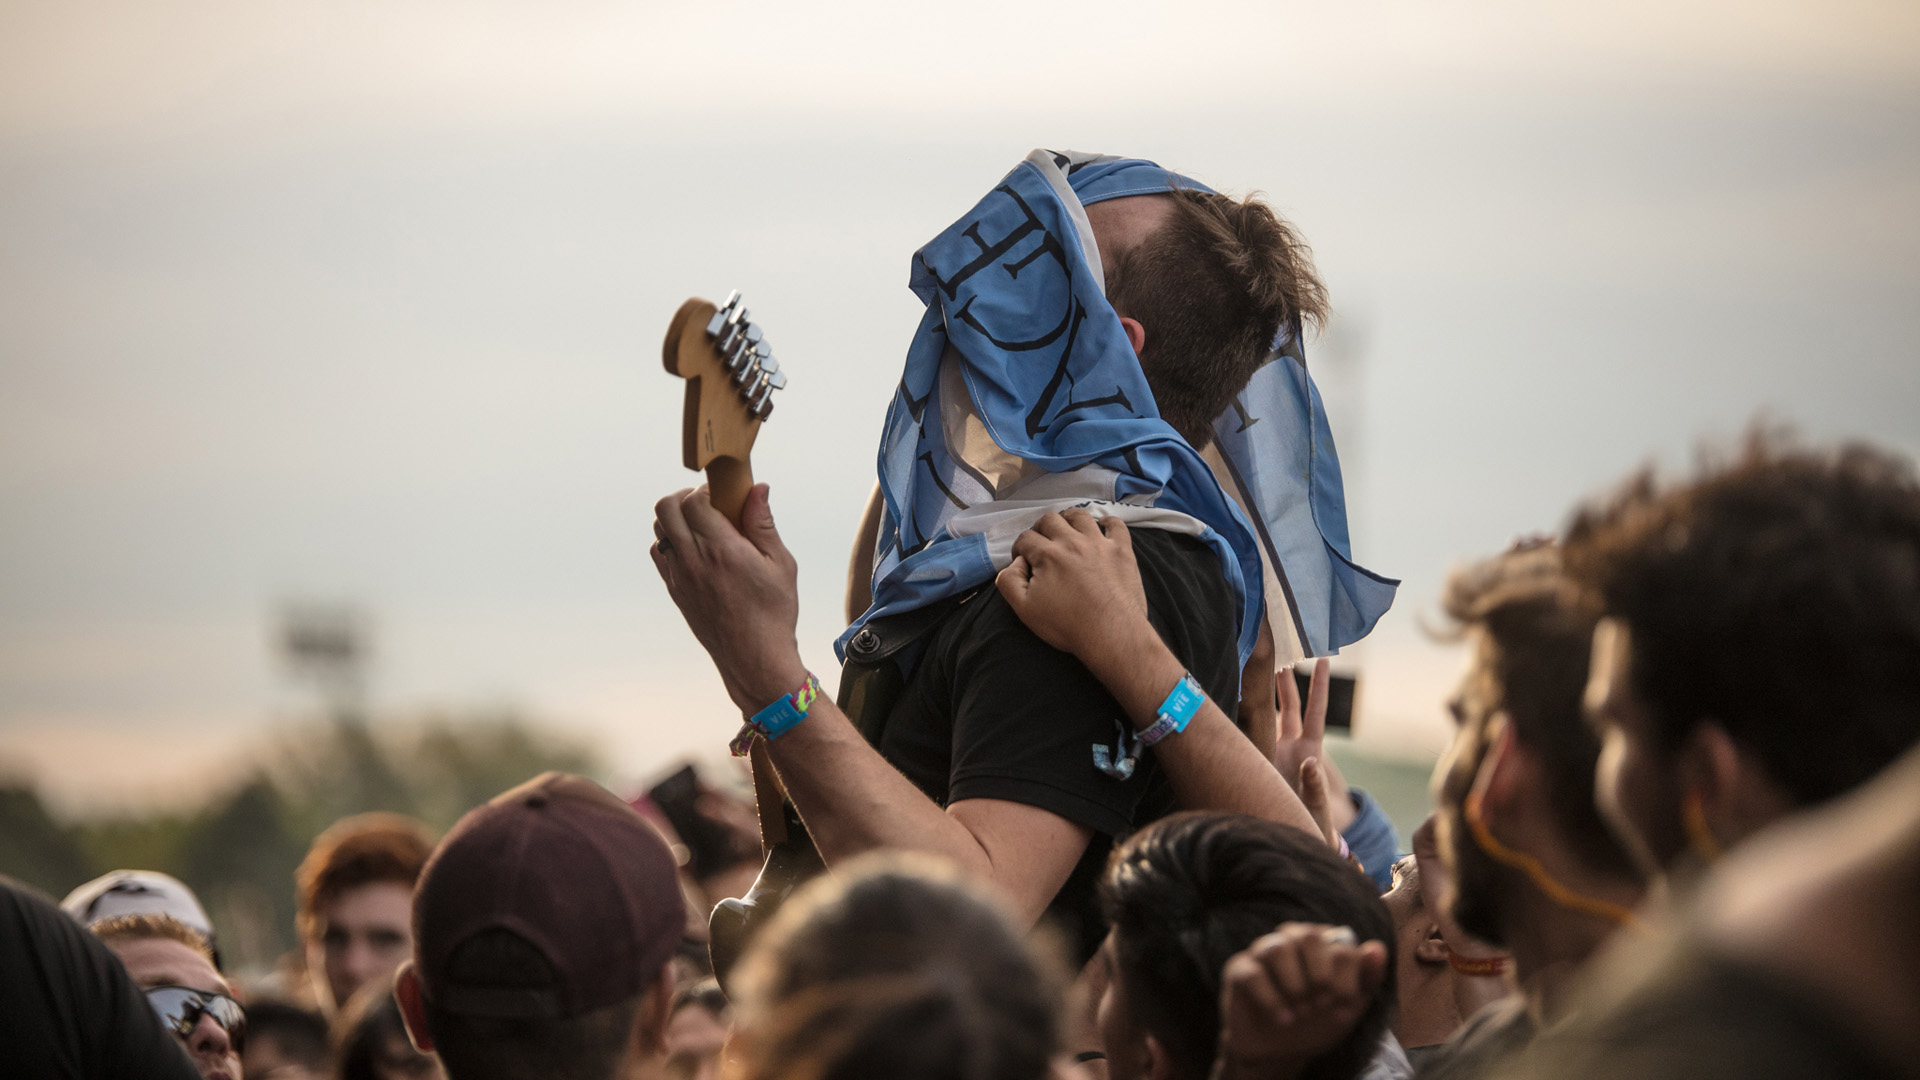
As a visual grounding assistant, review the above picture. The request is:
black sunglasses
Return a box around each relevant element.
[145,985,246,1049]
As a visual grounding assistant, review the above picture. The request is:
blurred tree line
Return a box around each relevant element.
[0,710,600,973]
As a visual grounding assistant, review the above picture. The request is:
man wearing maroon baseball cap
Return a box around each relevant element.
[394,772,687,1080]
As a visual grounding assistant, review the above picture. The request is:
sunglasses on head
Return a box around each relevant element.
[145,985,246,1048]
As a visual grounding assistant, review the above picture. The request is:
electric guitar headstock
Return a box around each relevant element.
[662,291,788,525]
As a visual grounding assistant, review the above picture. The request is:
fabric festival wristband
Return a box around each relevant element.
[1447,950,1510,977]
[1137,672,1205,747]
[730,673,822,757]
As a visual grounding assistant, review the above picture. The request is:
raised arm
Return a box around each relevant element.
[995,509,1320,837]
[652,483,1088,925]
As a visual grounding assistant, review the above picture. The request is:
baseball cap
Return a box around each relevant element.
[412,772,686,1019]
[62,870,215,941]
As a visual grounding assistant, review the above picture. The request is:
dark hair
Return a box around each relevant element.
[1562,431,1920,805]
[296,813,435,938]
[1105,188,1329,450]
[243,1002,330,1075]
[1102,813,1394,1080]
[726,853,1064,1080]
[423,929,643,1080]
[1440,540,1638,879]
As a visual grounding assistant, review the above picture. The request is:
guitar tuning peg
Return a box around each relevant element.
[743,323,763,344]
[766,370,788,391]
[705,291,744,338]
[747,378,775,415]
[757,354,779,374]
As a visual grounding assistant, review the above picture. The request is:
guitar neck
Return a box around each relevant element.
[705,456,755,526]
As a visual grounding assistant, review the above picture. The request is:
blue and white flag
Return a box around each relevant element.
[836,150,1396,669]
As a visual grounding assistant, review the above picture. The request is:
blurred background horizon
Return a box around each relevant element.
[3,0,1916,877]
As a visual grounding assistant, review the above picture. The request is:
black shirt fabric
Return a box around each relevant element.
[0,877,202,1080]
[877,527,1242,962]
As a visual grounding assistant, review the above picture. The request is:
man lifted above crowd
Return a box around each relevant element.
[653,150,1393,961]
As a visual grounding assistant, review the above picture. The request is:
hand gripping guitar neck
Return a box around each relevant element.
[662,293,819,991]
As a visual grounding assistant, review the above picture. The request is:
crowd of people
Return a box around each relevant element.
[5,151,1919,1080]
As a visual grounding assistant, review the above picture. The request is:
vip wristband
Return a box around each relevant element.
[1137,672,1205,747]
[730,673,822,757]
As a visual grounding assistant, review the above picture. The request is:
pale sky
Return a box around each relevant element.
[3,0,1917,814]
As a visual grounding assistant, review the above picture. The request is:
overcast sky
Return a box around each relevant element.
[3,1,1917,814]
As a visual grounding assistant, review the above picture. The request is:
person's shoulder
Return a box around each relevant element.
[1126,524,1224,569]
[1503,946,1907,1080]
[1417,997,1533,1080]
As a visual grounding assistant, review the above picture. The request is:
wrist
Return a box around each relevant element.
[728,654,811,715]
[1078,615,1166,690]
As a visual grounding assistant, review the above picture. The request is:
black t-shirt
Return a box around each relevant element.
[877,527,1242,962]
[0,878,202,1080]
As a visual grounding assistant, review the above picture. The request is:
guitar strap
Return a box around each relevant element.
[712,587,981,992]
[835,585,981,745]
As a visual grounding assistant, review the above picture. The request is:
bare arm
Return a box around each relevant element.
[652,483,1087,925]
[995,510,1319,837]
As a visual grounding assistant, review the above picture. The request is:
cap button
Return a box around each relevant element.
[525,791,549,808]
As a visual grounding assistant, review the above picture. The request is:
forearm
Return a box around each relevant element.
[1085,624,1319,837]
[760,695,1075,925]
[764,696,989,869]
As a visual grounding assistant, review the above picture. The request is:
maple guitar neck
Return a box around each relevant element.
[662,291,790,848]
[703,457,754,524]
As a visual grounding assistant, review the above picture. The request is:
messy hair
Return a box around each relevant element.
[295,813,435,938]
[1562,429,1920,805]
[1105,188,1329,449]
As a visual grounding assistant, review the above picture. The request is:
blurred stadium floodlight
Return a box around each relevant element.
[276,602,370,727]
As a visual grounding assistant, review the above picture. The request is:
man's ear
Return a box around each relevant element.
[1473,714,1531,821]
[1677,720,1788,849]
[1142,1031,1178,1080]
[1414,926,1451,965]
[393,963,435,1054]
[632,959,679,1059]
[1118,316,1147,358]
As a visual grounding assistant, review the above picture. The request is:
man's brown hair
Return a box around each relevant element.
[295,812,435,938]
[1561,431,1920,806]
[1440,540,1638,880]
[1105,187,1329,450]
[91,912,216,963]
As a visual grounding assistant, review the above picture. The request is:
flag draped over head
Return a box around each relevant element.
[836,149,1397,669]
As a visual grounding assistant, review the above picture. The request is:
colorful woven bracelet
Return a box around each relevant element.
[1137,672,1205,747]
[730,673,822,756]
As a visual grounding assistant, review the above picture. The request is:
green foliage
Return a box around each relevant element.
[0,713,603,974]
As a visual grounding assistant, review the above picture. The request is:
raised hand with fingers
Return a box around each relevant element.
[1214,922,1390,1080]
[995,508,1158,674]
[1274,658,1356,835]
[651,482,809,714]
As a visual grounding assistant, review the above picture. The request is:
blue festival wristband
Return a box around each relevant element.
[731,673,822,756]
[1137,672,1204,747]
